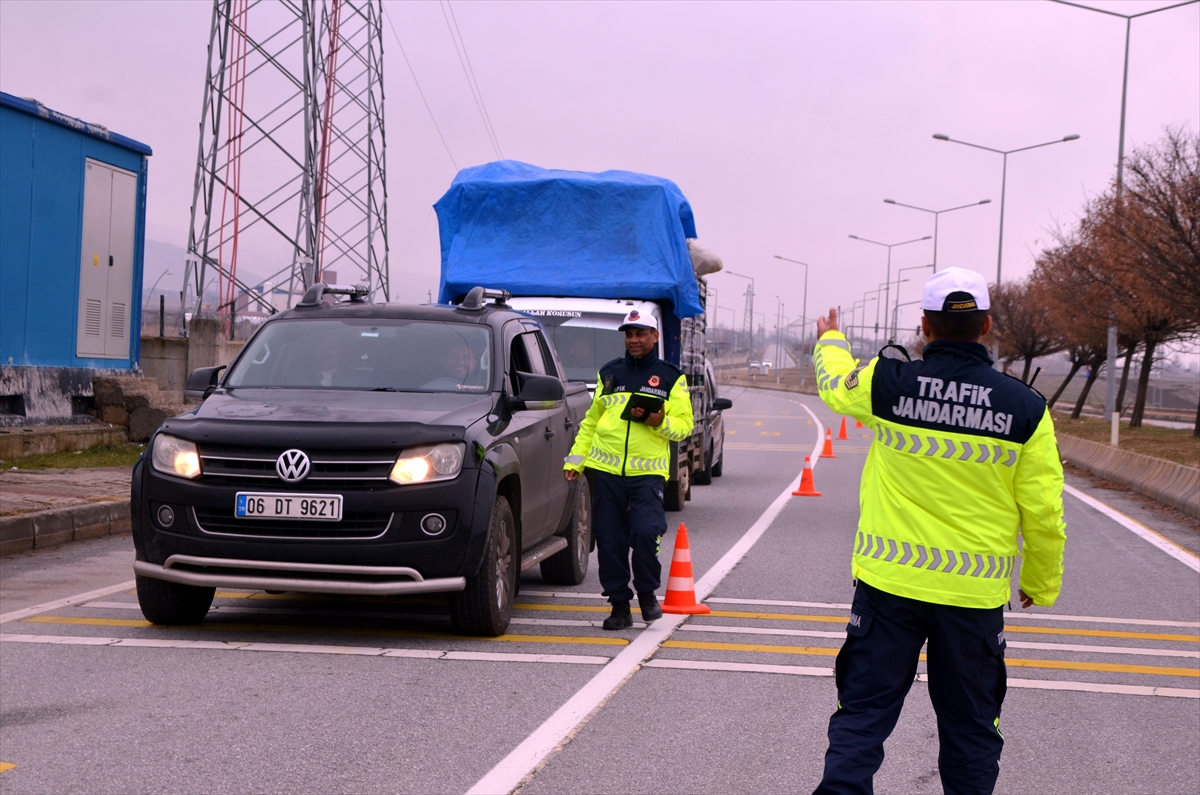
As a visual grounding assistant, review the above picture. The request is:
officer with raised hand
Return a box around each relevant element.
[810,268,1067,795]
[563,309,694,630]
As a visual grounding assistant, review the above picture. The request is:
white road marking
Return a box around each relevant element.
[679,624,1198,658]
[645,658,834,677]
[644,658,1199,698]
[0,580,137,625]
[707,596,852,610]
[0,633,609,665]
[465,397,820,795]
[1064,483,1200,573]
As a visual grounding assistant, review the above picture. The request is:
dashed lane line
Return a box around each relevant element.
[0,762,16,774]
[0,633,609,664]
[642,660,1200,699]
[19,615,628,647]
[1064,483,1200,573]
[0,580,137,625]
[659,639,1200,678]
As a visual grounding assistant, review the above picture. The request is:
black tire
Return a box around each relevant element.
[136,574,215,625]
[693,446,713,486]
[450,496,516,636]
[541,478,592,585]
[664,463,690,512]
[711,450,724,477]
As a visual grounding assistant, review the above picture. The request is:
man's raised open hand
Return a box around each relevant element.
[817,308,839,337]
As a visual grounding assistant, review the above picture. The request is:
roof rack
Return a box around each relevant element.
[457,286,511,312]
[296,283,369,307]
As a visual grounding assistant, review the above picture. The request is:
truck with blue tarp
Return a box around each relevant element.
[435,161,731,510]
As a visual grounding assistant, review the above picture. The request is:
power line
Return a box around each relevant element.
[440,0,503,160]
[446,0,503,159]
[383,2,459,172]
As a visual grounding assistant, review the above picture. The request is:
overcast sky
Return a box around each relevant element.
[2,0,1197,336]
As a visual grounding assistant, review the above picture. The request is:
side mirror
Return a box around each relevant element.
[510,371,565,411]
[712,397,733,411]
[185,365,226,401]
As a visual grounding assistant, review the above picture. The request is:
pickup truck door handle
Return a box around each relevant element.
[564,416,575,429]
[544,427,555,439]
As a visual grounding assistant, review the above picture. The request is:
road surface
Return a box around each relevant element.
[1,387,1197,793]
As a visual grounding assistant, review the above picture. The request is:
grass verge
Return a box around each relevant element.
[1053,413,1199,469]
[2,444,145,471]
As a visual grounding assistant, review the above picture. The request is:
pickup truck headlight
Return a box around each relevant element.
[152,434,201,479]
[390,442,465,485]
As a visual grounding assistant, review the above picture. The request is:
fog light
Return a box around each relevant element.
[157,505,175,528]
[420,513,447,536]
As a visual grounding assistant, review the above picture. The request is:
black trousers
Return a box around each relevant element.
[589,469,665,604]
[814,581,1007,795]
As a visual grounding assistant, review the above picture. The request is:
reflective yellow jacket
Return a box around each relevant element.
[564,353,693,480]
[814,330,1066,609]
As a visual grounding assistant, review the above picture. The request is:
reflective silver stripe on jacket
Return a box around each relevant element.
[877,426,1018,467]
[855,531,1015,579]
[626,456,668,473]
[816,338,852,352]
[588,447,620,468]
[656,417,690,442]
[564,455,585,465]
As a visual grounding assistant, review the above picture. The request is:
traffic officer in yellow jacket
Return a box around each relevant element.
[563,309,694,630]
[811,268,1066,795]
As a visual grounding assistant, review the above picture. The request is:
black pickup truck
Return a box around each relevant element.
[131,285,593,636]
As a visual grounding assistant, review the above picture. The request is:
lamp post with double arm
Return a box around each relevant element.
[773,254,810,354]
[882,198,991,272]
[849,235,930,346]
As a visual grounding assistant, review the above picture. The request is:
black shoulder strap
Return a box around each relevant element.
[876,344,912,362]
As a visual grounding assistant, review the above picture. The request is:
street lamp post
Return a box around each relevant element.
[892,264,935,339]
[882,198,991,271]
[932,133,1079,287]
[1050,0,1198,441]
[773,255,810,355]
[849,234,930,346]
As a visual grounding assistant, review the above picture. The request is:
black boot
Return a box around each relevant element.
[602,601,633,631]
[638,592,663,622]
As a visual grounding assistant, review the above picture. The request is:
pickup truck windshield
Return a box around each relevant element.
[538,314,628,382]
[225,318,492,392]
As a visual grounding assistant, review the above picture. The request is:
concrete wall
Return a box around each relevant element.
[1058,435,1200,519]
[138,320,243,404]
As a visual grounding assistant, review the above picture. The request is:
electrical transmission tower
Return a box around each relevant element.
[183,0,388,321]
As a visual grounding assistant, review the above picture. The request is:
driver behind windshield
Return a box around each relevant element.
[422,339,483,391]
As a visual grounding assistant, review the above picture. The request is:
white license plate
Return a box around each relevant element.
[235,492,343,521]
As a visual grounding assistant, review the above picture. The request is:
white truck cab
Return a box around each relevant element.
[507,297,663,389]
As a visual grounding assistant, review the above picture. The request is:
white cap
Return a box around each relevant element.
[920,267,991,313]
[618,308,658,331]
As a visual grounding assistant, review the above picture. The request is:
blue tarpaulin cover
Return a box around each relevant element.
[435,160,702,317]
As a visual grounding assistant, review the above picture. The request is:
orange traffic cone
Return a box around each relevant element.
[820,427,837,458]
[837,417,850,440]
[854,419,864,429]
[661,524,711,615]
[791,456,822,497]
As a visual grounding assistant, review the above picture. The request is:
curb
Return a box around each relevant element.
[0,500,131,557]
[1057,435,1200,520]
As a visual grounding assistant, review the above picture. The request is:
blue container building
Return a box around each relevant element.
[0,91,151,424]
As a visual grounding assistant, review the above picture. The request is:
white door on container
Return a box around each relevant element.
[76,159,138,359]
[105,168,137,357]
[77,161,112,356]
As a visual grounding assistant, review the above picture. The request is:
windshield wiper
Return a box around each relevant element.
[371,387,399,392]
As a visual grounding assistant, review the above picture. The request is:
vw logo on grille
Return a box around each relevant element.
[276,449,311,483]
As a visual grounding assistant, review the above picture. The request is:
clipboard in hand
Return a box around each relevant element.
[620,392,665,423]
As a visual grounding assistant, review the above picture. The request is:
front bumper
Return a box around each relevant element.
[134,555,466,596]
[132,458,495,583]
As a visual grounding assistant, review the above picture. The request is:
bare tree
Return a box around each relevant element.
[989,278,1064,384]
